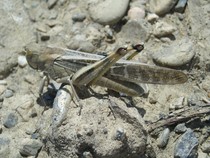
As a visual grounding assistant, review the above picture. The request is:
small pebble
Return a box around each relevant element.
[175,0,188,13]
[102,128,108,134]
[187,94,202,106]
[40,34,50,41]
[114,127,126,141]
[3,113,18,128]
[0,80,7,85]
[88,0,129,25]
[174,129,198,158]
[67,39,95,53]
[19,138,43,156]
[174,123,187,133]
[153,21,176,37]
[157,128,170,148]
[85,128,93,136]
[4,89,13,98]
[82,151,93,158]
[18,55,27,68]
[0,96,3,102]
[72,13,86,22]
[47,0,57,9]
[31,133,40,139]
[29,107,37,118]
[147,13,159,23]
[128,7,145,21]
[119,20,149,43]
[169,97,185,110]
[104,25,115,42]
[149,0,178,16]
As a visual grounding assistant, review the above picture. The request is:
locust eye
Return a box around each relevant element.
[132,44,144,52]
[25,50,39,69]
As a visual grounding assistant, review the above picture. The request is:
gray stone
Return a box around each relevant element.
[152,38,195,67]
[169,97,185,110]
[47,0,58,9]
[157,128,170,148]
[3,113,18,128]
[175,0,188,13]
[150,0,178,16]
[119,20,149,43]
[174,129,198,158]
[72,13,86,22]
[67,39,96,53]
[82,151,93,158]
[114,127,126,141]
[31,133,40,140]
[19,138,43,156]
[4,89,13,98]
[187,94,203,106]
[88,0,129,25]
[174,123,187,133]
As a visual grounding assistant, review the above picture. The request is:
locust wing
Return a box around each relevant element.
[106,63,188,85]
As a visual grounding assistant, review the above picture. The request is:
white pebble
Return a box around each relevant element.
[18,55,28,68]
[147,13,159,22]
[0,80,7,85]
[128,7,145,21]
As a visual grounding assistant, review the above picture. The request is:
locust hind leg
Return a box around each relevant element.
[56,76,83,115]
[71,44,144,87]
[38,75,51,114]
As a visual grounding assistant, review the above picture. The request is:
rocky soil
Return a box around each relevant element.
[0,0,210,158]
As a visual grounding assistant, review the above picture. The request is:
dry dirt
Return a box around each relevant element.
[0,0,210,158]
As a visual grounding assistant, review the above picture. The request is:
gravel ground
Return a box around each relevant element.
[0,0,210,158]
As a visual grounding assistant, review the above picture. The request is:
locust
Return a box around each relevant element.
[25,43,188,108]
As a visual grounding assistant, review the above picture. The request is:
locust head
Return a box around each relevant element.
[24,43,56,71]
[25,48,42,70]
